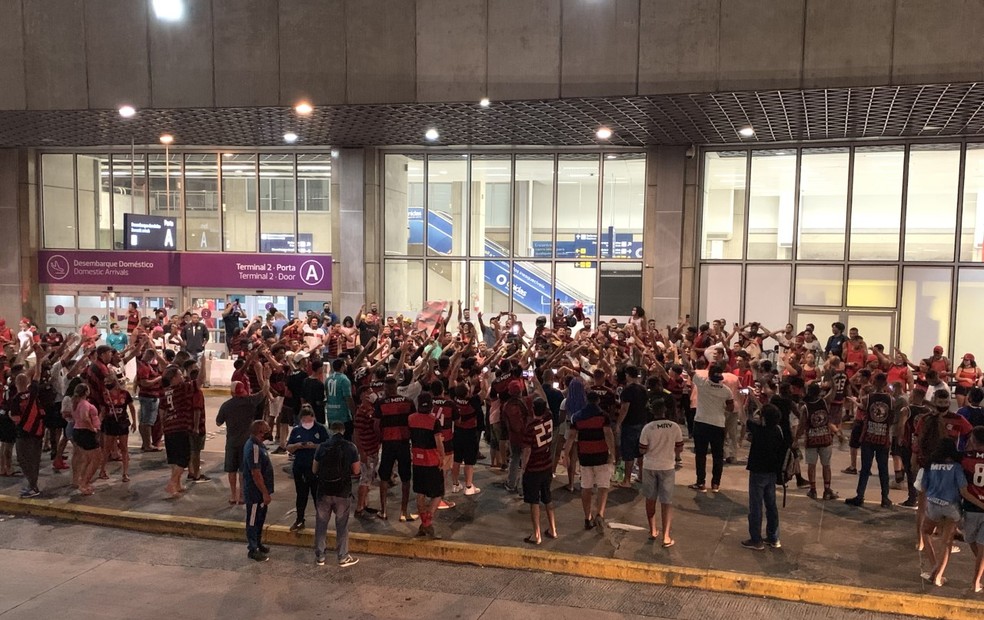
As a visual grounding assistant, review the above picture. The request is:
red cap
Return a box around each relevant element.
[232,381,250,397]
[866,354,879,363]
[934,345,944,354]
[964,353,975,362]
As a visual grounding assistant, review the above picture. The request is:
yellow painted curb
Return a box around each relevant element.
[1,495,980,620]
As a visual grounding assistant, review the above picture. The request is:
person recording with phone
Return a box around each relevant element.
[222,299,243,354]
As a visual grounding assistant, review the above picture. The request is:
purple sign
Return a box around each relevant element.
[39,250,331,290]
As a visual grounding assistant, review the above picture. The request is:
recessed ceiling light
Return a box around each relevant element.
[479,98,490,108]
[118,105,136,118]
[159,134,174,145]
[330,150,339,158]
[152,0,184,22]
[460,154,468,158]
[739,126,755,138]
[295,102,313,115]
[606,154,617,160]
[923,125,941,131]
[283,132,298,144]
[596,127,613,140]
[425,128,440,141]
[222,153,233,158]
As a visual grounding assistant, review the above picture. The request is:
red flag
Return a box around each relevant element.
[415,300,448,333]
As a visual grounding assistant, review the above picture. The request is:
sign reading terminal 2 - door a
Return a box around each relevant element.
[39,251,331,290]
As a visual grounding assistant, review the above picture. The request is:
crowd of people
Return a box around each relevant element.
[1,302,983,591]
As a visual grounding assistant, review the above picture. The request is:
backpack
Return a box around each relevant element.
[777,427,798,508]
[316,440,351,498]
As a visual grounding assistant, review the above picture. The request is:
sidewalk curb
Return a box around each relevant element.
[1,495,980,620]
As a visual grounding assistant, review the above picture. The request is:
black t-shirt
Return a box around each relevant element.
[620,382,649,426]
[285,370,307,412]
[302,376,326,416]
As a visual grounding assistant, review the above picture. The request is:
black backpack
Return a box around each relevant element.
[316,440,351,498]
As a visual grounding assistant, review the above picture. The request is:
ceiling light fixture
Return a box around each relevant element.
[738,126,755,138]
[479,98,490,108]
[152,0,184,22]
[425,128,440,141]
[294,102,313,115]
[283,132,298,144]
[118,105,136,118]
[606,154,617,160]
[330,150,339,158]
[596,127,613,140]
[159,134,174,145]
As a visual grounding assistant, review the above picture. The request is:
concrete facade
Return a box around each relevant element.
[1,0,982,111]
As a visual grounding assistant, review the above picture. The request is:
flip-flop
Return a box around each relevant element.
[377,512,388,521]
[662,539,676,548]
[400,513,418,522]
[648,534,659,541]
[523,535,542,545]
[545,530,558,539]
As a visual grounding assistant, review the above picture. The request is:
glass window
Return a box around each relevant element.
[259,154,296,253]
[384,259,424,319]
[427,155,468,257]
[699,263,742,325]
[77,154,112,249]
[469,261,511,317]
[147,153,184,250]
[110,153,147,249]
[905,144,959,261]
[221,153,256,252]
[557,155,600,259]
[793,311,839,337]
[42,154,77,249]
[900,266,952,357]
[601,154,645,259]
[846,265,898,308]
[744,264,791,331]
[514,155,554,258]
[747,150,795,260]
[298,154,332,254]
[960,144,984,262]
[44,294,76,330]
[850,146,903,260]
[700,152,746,260]
[798,148,848,260]
[470,155,511,257]
[598,262,641,318]
[512,260,553,319]
[184,154,220,251]
[955,268,984,359]
[846,313,894,351]
[794,264,844,306]
[556,261,596,319]
[426,261,467,329]
[384,153,423,257]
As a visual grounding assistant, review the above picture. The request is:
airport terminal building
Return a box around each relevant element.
[1,0,984,358]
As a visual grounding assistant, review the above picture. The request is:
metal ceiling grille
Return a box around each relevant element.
[4,82,984,148]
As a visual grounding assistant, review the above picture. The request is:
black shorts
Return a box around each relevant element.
[44,403,67,430]
[955,385,969,397]
[452,429,479,466]
[277,405,295,426]
[224,444,244,473]
[849,423,863,450]
[412,465,444,499]
[73,428,100,451]
[523,469,553,505]
[165,431,191,468]
[102,417,130,437]
[379,441,412,483]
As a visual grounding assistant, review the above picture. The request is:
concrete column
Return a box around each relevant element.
[335,148,367,320]
[642,146,688,326]
[0,149,36,323]
[379,151,407,315]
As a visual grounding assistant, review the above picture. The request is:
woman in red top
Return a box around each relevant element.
[126,302,140,334]
[70,384,102,496]
[953,353,982,408]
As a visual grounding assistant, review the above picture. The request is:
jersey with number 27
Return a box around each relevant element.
[522,415,554,473]
[962,450,984,513]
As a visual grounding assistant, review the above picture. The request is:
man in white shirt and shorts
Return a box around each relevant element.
[639,399,684,547]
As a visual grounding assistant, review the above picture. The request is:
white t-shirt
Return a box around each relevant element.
[639,419,683,471]
[692,371,731,428]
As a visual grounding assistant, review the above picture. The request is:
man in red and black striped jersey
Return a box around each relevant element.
[409,393,446,538]
[160,365,199,498]
[564,391,616,530]
[521,398,557,544]
[962,427,984,593]
[430,381,458,508]
[8,359,44,498]
[451,382,483,495]
[373,377,415,521]
[353,386,381,515]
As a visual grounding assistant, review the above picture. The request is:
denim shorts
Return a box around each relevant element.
[138,397,159,426]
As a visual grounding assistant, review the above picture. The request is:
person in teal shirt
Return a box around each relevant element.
[325,359,355,439]
[106,322,128,352]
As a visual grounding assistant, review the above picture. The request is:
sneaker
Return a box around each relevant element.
[315,555,326,566]
[437,499,455,510]
[766,539,782,549]
[806,488,817,500]
[880,498,893,509]
[741,539,765,550]
[710,485,721,493]
[463,485,481,496]
[725,457,736,465]
[841,466,858,475]
[194,474,211,483]
[247,550,269,562]
[19,487,40,499]
[338,554,359,568]
[427,525,443,540]
[822,489,839,501]
[900,497,918,508]
[451,483,463,494]
[258,544,270,554]
[273,446,287,455]
[844,496,864,507]
[688,483,706,492]
[795,476,811,489]
[503,483,517,493]
[289,520,305,532]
